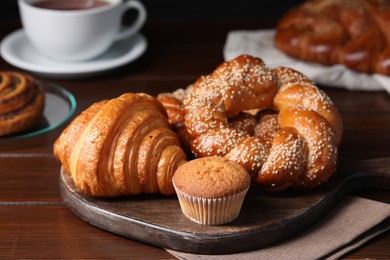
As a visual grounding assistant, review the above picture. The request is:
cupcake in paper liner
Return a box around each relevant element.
[172,156,251,225]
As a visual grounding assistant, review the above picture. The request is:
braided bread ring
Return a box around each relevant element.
[182,55,342,191]
[368,0,390,75]
[272,67,343,146]
[275,0,390,75]
[184,55,276,140]
[275,5,346,66]
[0,71,45,136]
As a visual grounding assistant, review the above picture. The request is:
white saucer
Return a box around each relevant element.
[0,29,147,79]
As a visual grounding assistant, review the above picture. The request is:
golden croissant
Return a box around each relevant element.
[54,93,187,197]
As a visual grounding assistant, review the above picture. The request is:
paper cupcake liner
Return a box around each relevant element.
[173,184,249,225]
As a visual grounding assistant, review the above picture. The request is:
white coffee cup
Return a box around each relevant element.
[18,0,147,62]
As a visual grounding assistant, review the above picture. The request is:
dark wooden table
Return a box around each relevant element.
[0,17,389,259]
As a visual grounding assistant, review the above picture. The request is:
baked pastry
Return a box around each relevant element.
[172,156,251,225]
[161,55,342,191]
[157,86,264,154]
[0,71,45,136]
[274,0,390,75]
[157,88,192,154]
[54,93,187,197]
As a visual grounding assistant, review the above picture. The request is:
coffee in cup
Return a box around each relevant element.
[32,0,110,10]
[18,0,147,62]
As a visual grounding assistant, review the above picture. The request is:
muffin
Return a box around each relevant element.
[172,156,251,225]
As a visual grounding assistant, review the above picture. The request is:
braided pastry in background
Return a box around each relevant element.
[275,0,390,75]
[0,71,45,137]
[159,55,343,191]
[54,93,187,197]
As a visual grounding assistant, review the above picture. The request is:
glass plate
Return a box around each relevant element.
[0,80,76,141]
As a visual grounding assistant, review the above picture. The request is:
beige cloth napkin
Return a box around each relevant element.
[167,196,390,260]
[223,29,390,95]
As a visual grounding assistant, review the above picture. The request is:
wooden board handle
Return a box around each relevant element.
[336,157,390,192]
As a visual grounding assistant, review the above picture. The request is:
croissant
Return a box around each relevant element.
[0,71,45,136]
[159,55,342,191]
[54,93,187,197]
[274,0,390,75]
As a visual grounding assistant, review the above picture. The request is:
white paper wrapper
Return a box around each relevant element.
[223,29,390,95]
[173,184,249,225]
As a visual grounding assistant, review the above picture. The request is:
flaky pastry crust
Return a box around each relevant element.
[54,93,187,197]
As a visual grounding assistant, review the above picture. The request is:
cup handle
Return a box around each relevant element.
[115,0,147,41]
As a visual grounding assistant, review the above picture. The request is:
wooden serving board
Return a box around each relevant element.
[59,157,390,254]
